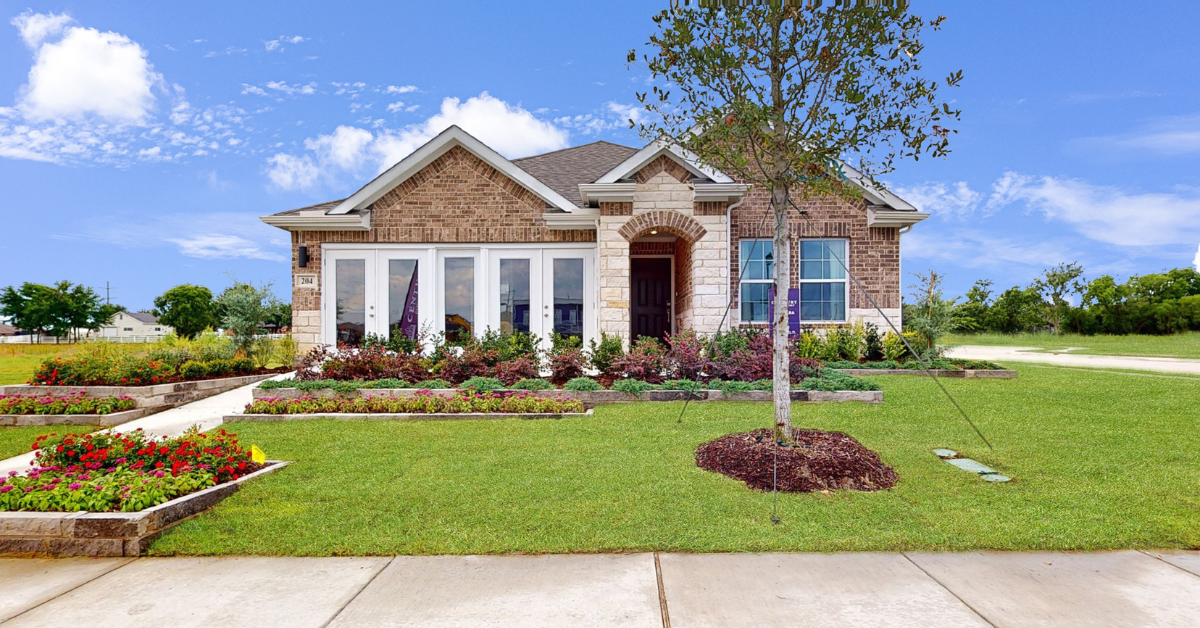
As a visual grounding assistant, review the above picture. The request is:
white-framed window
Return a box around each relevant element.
[738,239,774,323]
[798,239,848,322]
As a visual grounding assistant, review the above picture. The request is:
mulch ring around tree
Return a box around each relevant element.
[696,428,898,492]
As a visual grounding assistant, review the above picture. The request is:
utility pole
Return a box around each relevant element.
[104,281,116,305]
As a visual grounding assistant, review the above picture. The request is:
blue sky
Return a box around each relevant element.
[1,0,1198,310]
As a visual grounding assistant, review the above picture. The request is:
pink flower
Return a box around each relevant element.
[0,485,12,493]
[68,482,82,490]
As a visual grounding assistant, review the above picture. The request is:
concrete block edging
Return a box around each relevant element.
[836,368,1018,379]
[251,387,884,404]
[0,460,290,558]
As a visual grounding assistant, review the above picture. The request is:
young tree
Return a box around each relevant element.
[0,283,48,342]
[632,3,961,440]
[0,281,112,342]
[905,270,957,357]
[154,284,217,339]
[1032,262,1085,334]
[217,280,276,352]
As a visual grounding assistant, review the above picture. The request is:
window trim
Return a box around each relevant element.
[738,238,774,324]
[797,238,849,324]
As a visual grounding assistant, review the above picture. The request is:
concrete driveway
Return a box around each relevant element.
[2,551,1198,627]
[946,345,1200,376]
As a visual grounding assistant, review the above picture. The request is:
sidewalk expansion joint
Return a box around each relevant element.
[900,553,998,628]
[654,552,671,628]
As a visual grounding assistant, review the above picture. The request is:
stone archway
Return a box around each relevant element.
[617,210,708,243]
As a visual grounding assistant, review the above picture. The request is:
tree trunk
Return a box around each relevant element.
[771,181,792,443]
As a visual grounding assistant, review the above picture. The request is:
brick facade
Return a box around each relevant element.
[728,186,901,328]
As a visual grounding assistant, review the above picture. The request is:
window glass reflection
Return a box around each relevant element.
[499,259,531,334]
[335,259,366,345]
[553,258,584,339]
[444,257,474,342]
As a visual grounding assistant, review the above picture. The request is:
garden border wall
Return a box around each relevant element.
[0,407,155,428]
[249,388,884,405]
[0,460,289,558]
[0,373,278,424]
[227,409,595,423]
[835,369,1017,379]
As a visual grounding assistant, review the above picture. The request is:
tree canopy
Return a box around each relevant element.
[153,284,217,340]
[0,281,121,342]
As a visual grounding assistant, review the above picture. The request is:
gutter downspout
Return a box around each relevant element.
[724,192,748,333]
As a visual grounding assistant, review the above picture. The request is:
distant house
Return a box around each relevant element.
[0,324,18,337]
[99,312,172,339]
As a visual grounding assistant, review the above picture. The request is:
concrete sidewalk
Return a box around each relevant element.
[946,345,1200,376]
[1,551,1198,627]
[0,374,292,477]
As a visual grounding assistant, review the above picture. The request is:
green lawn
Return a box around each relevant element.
[149,364,1200,555]
[944,331,1200,359]
[0,426,93,460]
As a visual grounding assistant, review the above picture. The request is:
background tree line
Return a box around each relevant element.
[0,279,290,343]
[905,264,1200,337]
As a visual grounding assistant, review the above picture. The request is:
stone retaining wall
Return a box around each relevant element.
[229,409,595,423]
[250,387,883,405]
[0,373,277,409]
[836,369,1017,379]
[0,407,154,428]
[0,461,289,558]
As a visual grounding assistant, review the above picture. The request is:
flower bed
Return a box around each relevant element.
[244,390,586,415]
[826,358,1017,379]
[31,355,287,387]
[1,393,135,416]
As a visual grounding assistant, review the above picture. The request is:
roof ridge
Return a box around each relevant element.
[512,140,637,162]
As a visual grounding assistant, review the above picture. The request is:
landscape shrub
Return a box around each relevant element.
[824,360,902,370]
[587,332,625,379]
[434,347,495,385]
[460,377,506,392]
[563,377,603,391]
[707,329,772,383]
[665,330,709,381]
[0,392,135,415]
[245,391,585,415]
[613,337,668,383]
[882,331,914,362]
[204,359,232,377]
[512,378,554,391]
[414,379,452,390]
[548,348,587,385]
[477,329,541,363]
[319,345,432,382]
[273,335,298,366]
[611,378,660,396]
[230,357,255,374]
[712,380,755,394]
[362,378,409,389]
[493,357,539,386]
[796,372,879,392]
[179,360,209,380]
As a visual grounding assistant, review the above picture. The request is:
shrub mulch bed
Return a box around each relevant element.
[696,428,898,492]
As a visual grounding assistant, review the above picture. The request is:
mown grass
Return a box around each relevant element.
[149,364,1200,555]
[0,426,93,460]
[944,331,1200,359]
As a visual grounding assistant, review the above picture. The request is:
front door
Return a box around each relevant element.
[631,257,672,342]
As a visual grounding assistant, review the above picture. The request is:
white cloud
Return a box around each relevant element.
[1075,115,1200,156]
[555,102,644,136]
[304,125,373,170]
[15,16,161,124]
[263,81,317,96]
[167,234,284,261]
[903,228,1074,270]
[241,84,269,96]
[1194,243,1200,272]
[266,92,569,191]
[265,153,320,190]
[386,85,417,94]
[386,101,405,113]
[985,172,1200,247]
[265,35,307,51]
[606,102,644,126]
[10,11,72,48]
[893,181,982,218]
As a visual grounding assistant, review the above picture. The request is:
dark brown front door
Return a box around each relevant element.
[631,257,672,342]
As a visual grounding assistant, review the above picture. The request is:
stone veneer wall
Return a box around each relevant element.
[729,186,901,328]
[290,145,594,354]
[597,155,729,346]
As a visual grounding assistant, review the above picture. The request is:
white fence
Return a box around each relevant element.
[0,333,289,345]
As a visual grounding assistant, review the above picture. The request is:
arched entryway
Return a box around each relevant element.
[619,211,707,342]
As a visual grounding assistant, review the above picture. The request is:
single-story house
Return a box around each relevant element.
[0,323,18,337]
[99,312,172,339]
[263,125,927,354]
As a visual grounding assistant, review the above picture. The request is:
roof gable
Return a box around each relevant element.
[328,126,577,215]
[595,141,735,184]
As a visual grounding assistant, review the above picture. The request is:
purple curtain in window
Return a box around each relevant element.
[400,261,419,339]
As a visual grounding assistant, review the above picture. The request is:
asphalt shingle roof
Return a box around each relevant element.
[512,141,638,206]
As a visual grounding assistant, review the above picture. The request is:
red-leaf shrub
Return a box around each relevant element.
[665,330,710,381]
[493,357,539,385]
[434,347,496,385]
[318,345,432,382]
[548,348,586,385]
[612,338,668,384]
